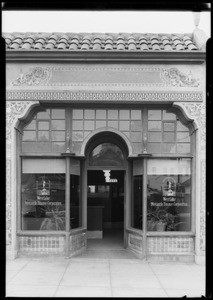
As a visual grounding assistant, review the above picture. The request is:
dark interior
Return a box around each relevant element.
[87,170,124,241]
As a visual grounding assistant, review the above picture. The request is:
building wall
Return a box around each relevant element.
[6,61,206,262]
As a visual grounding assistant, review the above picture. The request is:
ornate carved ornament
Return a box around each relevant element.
[10,66,200,88]
[11,67,51,86]
[6,90,203,102]
[6,101,37,143]
[174,102,206,143]
[199,160,206,252]
[160,68,200,87]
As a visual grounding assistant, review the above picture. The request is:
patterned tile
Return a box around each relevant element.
[3,33,198,51]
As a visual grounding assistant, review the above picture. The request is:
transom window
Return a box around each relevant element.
[89,143,125,167]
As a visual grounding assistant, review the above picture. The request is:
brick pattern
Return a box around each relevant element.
[3,33,198,51]
[69,233,87,252]
[147,237,194,254]
[18,236,65,254]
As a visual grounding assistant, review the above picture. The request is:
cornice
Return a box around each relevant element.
[5,50,206,63]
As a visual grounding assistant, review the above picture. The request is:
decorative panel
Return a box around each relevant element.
[69,233,87,252]
[128,233,143,253]
[18,236,65,254]
[147,237,194,253]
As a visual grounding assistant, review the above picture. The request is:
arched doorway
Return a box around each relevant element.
[85,132,128,250]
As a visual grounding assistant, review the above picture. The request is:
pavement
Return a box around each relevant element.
[6,255,205,298]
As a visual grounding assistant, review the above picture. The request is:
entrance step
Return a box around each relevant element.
[77,249,138,259]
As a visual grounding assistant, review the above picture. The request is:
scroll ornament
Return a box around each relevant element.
[12,67,51,86]
[161,68,199,87]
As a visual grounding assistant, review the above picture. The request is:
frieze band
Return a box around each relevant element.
[6,90,203,102]
[10,66,200,88]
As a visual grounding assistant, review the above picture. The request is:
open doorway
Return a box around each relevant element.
[87,170,125,250]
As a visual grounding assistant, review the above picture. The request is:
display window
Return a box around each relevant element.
[21,158,66,231]
[147,158,191,232]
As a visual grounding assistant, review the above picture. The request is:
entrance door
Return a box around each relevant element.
[87,170,125,249]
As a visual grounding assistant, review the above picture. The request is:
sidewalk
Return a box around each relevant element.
[6,256,205,297]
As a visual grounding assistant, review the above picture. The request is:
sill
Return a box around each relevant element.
[61,153,85,159]
[20,153,62,157]
[126,227,143,236]
[17,230,66,235]
[146,231,195,236]
[70,227,87,235]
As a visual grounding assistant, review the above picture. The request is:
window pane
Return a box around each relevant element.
[22,131,36,141]
[108,110,118,119]
[89,143,125,166]
[163,122,175,131]
[177,143,191,154]
[96,110,106,119]
[51,109,65,119]
[163,110,176,120]
[73,109,83,119]
[37,110,50,119]
[148,110,161,120]
[130,132,142,142]
[130,121,142,132]
[131,110,141,120]
[52,142,65,152]
[72,120,83,130]
[162,143,176,153]
[177,132,190,143]
[51,131,65,141]
[108,120,118,129]
[148,121,162,131]
[147,158,191,232]
[84,121,95,130]
[148,132,162,142]
[72,131,84,142]
[51,120,65,130]
[119,121,130,131]
[119,110,130,120]
[38,121,49,130]
[177,121,189,132]
[96,121,107,128]
[21,159,65,231]
[163,132,175,142]
[24,120,36,130]
[84,110,95,119]
[38,131,49,141]
[147,143,162,153]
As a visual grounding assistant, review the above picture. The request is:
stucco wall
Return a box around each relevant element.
[6,61,206,261]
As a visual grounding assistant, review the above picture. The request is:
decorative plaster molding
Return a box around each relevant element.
[200,160,206,252]
[160,68,199,87]
[6,90,203,102]
[6,159,11,245]
[173,102,206,143]
[10,66,200,88]
[12,67,51,86]
[6,101,37,144]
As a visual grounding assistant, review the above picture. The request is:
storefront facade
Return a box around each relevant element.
[5,30,207,263]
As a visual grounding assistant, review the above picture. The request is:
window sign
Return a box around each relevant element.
[147,158,191,232]
[21,159,65,231]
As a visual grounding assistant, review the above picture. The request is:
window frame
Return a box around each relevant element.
[18,104,196,239]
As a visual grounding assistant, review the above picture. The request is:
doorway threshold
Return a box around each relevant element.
[76,249,138,259]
